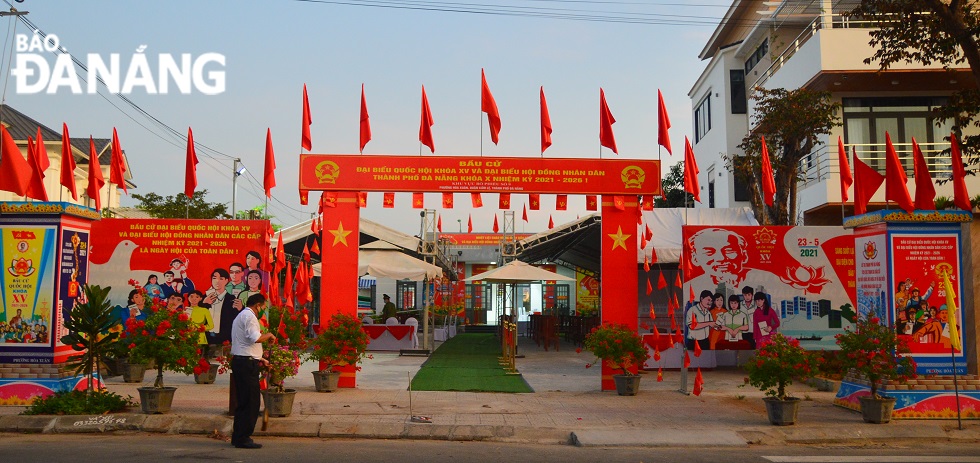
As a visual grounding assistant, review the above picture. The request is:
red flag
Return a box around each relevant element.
[683,137,701,203]
[297,262,312,304]
[323,192,337,208]
[301,84,312,151]
[358,192,367,207]
[437,215,442,232]
[275,232,286,269]
[657,89,672,155]
[284,264,295,310]
[184,127,198,198]
[693,336,702,357]
[548,215,554,228]
[0,126,32,196]
[498,193,510,209]
[613,195,624,211]
[838,136,853,203]
[884,132,914,213]
[598,88,618,154]
[310,218,317,234]
[645,278,652,295]
[442,192,454,208]
[642,194,654,211]
[277,314,288,341]
[34,127,50,173]
[586,195,597,211]
[264,128,276,198]
[310,239,320,255]
[359,83,371,153]
[522,203,528,222]
[950,133,972,211]
[269,268,280,306]
[688,284,695,303]
[556,194,567,211]
[25,137,47,201]
[911,138,936,210]
[302,242,311,263]
[853,152,884,215]
[467,214,473,233]
[649,303,657,320]
[299,189,308,205]
[657,271,667,289]
[683,350,691,369]
[529,193,540,210]
[60,123,78,200]
[481,69,501,144]
[412,192,424,209]
[760,136,776,207]
[471,192,483,208]
[644,224,653,241]
[650,248,657,264]
[492,214,499,233]
[643,255,650,273]
[657,367,663,382]
[107,128,127,194]
[86,137,105,210]
[383,192,395,208]
[540,86,552,154]
[419,85,435,153]
[693,368,704,396]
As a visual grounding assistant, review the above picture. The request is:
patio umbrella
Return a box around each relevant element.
[464,260,573,283]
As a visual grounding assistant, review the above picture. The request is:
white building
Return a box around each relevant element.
[0,104,133,209]
[689,1,979,224]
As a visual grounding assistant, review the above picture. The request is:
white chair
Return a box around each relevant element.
[404,317,420,348]
[385,317,399,325]
[361,316,374,325]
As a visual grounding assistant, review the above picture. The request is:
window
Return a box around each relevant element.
[730,70,746,114]
[744,39,768,73]
[695,93,711,143]
[842,97,950,172]
[396,280,416,311]
[708,181,716,208]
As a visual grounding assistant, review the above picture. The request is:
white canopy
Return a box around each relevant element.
[312,249,442,281]
[464,260,574,283]
[638,208,758,264]
[274,216,419,252]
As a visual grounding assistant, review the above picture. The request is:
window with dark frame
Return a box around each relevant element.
[695,93,711,143]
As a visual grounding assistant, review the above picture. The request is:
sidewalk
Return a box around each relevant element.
[2,337,978,447]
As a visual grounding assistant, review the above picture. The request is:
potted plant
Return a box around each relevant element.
[305,313,370,392]
[260,305,308,416]
[835,312,917,423]
[582,323,650,395]
[61,285,122,392]
[121,284,206,414]
[743,334,817,425]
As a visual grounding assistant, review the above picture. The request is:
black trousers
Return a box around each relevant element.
[231,356,260,445]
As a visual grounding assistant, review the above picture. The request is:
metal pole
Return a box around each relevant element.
[951,344,963,430]
[232,158,240,218]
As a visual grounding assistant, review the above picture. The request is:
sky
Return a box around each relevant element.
[1,0,733,235]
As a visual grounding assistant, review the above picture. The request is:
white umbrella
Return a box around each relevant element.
[464,260,573,283]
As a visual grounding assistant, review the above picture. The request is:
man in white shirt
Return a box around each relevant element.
[230,293,277,449]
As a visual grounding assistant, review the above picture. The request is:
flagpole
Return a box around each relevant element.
[679,162,689,395]
[950,344,963,430]
[480,112,484,157]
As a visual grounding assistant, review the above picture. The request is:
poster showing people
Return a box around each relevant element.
[889,232,965,374]
[576,268,599,316]
[0,226,57,352]
[57,228,90,344]
[88,218,270,346]
[681,226,856,350]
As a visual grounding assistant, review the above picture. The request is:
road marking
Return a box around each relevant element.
[764,457,980,463]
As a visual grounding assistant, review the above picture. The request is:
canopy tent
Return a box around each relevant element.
[465,260,574,283]
[312,248,442,281]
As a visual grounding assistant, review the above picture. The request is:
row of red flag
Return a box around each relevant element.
[298,73,676,156]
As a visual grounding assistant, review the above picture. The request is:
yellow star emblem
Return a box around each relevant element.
[329,221,353,247]
[608,226,631,251]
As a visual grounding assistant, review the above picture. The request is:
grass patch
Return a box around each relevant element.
[22,390,135,415]
[410,333,533,393]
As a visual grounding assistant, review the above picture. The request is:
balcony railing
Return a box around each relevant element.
[799,141,953,190]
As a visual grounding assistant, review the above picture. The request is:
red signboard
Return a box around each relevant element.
[299,155,661,195]
[440,233,532,246]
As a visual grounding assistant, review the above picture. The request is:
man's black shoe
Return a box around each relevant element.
[233,442,262,449]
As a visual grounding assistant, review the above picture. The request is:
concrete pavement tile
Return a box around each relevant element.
[402,422,453,439]
[778,423,949,443]
[174,416,232,435]
[141,414,180,433]
[449,424,496,440]
[318,421,360,437]
[348,421,406,438]
[52,414,146,433]
[570,428,748,447]
[0,415,54,433]
[253,419,320,437]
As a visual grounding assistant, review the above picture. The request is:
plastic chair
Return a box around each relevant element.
[385,317,400,325]
[404,317,420,348]
[361,316,374,325]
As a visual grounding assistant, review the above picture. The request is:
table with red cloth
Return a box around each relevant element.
[363,325,417,351]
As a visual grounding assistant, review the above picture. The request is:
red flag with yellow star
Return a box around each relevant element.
[471,192,483,208]
[548,215,554,228]
[358,192,367,207]
[492,214,499,233]
[657,367,664,382]
[529,193,540,210]
[556,194,567,211]
[383,192,395,208]
[522,203,528,222]
[467,214,473,233]
[442,192,453,208]
[413,192,424,209]
[437,215,442,232]
[498,193,510,209]
[586,195,597,211]
[613,195,624,211]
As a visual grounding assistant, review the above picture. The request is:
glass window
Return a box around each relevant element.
[695,93,711,143]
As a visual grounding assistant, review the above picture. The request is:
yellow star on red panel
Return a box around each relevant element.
[329,221,352,247]
[608,226,631,251]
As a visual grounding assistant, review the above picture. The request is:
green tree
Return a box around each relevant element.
[235,204,282,231]
[852,1,980,165]
[729,88,840,225]
[131,189,231,219]
[655,161,695,208]
[60,285,120,394]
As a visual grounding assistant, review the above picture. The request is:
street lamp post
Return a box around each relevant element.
[232,158,243,218]
[457,219,461,233]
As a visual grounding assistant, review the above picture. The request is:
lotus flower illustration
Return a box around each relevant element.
[779,265,830,294]
[8,258,35,277]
